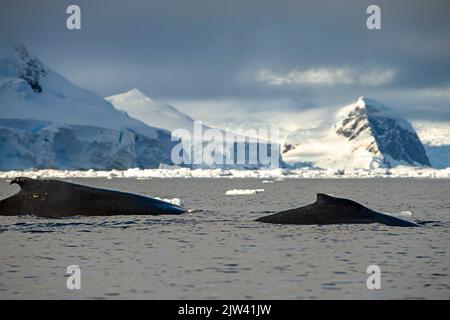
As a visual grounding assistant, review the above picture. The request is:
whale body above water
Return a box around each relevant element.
[256,193,421,227]
[0,177,186,217]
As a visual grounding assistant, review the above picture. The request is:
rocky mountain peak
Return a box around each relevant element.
[335,97,430,167]
[13,44,47,93]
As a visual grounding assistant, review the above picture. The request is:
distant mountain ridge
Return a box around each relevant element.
[0,44,441,171]
[283,97,431,169]
[0,45,176,170]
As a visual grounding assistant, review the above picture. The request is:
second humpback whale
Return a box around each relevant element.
[256,193,421,227]
[0,177,186,217]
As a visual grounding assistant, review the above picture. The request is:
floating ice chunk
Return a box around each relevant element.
[154,197,183,207]
[261,180,273,184]
[385,210,413,217]
[225,189,264,195]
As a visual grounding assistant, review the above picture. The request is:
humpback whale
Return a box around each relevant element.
[256,193,421,227]
[0,177,186,217]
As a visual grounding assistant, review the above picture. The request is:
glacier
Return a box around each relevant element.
[0,45,176,170]
[107,88,282,169]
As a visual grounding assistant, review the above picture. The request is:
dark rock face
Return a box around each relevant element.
[282,143,295,154]
[368,107,431,167]
[336,99,431,167]
[14,45,47,93]
[336,107,370,141]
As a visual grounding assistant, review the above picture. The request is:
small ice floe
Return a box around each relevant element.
[154,197,184,207]
[386,210,413,217]
[225,189,264,195]
[274,178,285,182]
[261,180,273,184]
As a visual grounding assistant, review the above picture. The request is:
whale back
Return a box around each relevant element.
[0,177,186,217]
[256,193,421,227]
[314,193,421,226]
[256,193,376,225]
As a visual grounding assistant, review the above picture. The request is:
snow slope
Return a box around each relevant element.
[106,88,196,132]
[282,97,431,169]
[107,89,282,168]
[0,45,176,170]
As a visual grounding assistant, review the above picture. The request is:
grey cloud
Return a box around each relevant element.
[1,0,449,121]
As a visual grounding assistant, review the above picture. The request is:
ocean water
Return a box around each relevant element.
[0,178,449,299]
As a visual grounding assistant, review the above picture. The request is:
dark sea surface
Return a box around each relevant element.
[0,178,449,299]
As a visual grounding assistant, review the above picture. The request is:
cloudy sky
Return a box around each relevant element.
[1,0,449,127]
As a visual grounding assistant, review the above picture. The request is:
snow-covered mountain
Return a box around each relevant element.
[1,45,435,171]
[282,97,431,169]
[0,45,176,170]
[107,89,281,168]
[106,88,196,132]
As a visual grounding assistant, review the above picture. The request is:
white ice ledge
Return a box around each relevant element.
[1,167,450,179]
[225,189,264,195]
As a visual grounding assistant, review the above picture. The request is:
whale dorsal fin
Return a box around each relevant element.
[316,193,367,211]
[316,193,337,204]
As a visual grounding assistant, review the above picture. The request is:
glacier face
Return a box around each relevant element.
[0,119,174,170]
[107,89,282,169]
[424,144,450,169]
[413,122,450,169]
[0,45,176,170]
[283,97,431,169]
